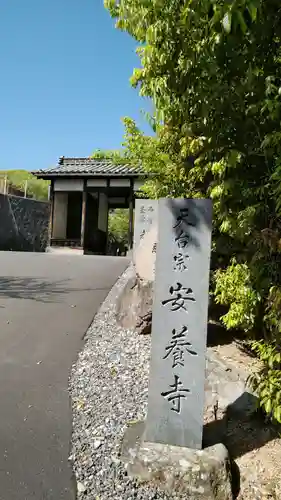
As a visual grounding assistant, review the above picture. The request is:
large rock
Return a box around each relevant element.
[115,222,158,332]
[116,221,158,332]
[115,273,154,333]
[127,441,232,500]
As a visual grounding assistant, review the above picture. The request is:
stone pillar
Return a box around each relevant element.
[145,198,213,449]
[133,199,158,255]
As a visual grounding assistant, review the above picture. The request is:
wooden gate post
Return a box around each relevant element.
[80,184,87,250]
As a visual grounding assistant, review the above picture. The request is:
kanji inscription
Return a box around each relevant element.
[162,282,195,311]
[163,326,197,368]
[173,252,189,271]
[161,375,190,414]
[133,199,158,253]
[175,229,190,248]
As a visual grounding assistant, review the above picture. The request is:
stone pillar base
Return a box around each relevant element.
[127,441,232,500]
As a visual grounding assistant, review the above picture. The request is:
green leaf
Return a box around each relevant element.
[236,10,247,33]
[248,3,257,22]
[274,406,281,423]
[222,11,232,33]
[264,399,272,414]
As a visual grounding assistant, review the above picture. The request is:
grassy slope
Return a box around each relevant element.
[0,170,49,200]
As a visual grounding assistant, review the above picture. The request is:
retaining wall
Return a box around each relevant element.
[0,193,50,252]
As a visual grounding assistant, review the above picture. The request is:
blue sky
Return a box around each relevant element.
[0,0,151,171]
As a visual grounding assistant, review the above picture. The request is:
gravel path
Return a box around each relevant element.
[70,265,161,500]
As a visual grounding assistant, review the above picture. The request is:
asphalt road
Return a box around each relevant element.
[0,252,128,500]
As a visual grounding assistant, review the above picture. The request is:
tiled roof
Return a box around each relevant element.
[33,157,145,178]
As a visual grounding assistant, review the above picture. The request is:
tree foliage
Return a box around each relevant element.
[108,209,129,246]
[1,170,49,200]
[105,0,281,421]
[91,148,127,164]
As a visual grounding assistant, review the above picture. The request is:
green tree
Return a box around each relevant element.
[106,0,281,421]
[2,170,49,200]
[108,209,129,247]
[91,148,127,164]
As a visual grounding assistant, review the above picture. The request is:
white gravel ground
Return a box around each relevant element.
[70,265,171,499]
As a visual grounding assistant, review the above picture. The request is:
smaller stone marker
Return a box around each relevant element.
[134,224,158,282]
[133,199,158,254]
[145,198,212,450]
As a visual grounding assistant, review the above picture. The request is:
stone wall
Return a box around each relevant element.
[0,193,50,252]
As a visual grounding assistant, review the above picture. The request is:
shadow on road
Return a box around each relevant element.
[0,276,108,303]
